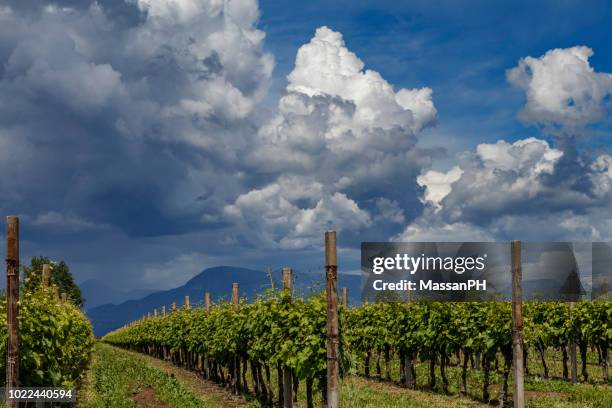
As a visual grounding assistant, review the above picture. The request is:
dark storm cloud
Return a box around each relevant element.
[0,0,273,240]
[0,1,440,289]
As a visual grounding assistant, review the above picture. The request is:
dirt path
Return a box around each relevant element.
[131,386,173,408]
[117,347,252,408]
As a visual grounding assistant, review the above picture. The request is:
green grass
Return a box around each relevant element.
[75,343,610,408]
[76,343,216,407]
[341,350,610,408]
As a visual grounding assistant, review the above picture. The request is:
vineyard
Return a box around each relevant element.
[0,285,94,387]
[103,289,611,407]
[1,218,610,407]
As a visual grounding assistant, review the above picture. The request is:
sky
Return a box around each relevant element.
[0,0,610,291]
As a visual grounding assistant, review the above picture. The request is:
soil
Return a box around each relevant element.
[131,386,172,408]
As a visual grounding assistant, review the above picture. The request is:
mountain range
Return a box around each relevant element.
[80,279,159,310]
[86,266,361,336]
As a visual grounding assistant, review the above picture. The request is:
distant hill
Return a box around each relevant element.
[86,265,361,336]
[80,279,159,310]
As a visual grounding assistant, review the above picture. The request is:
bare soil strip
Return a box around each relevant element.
[130,386,173,408]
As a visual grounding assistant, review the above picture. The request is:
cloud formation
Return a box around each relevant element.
[0,0,273,237]
[401,46,611,242]
[400,142,611,241]
[230,26,437,248]
[507,46,612,127]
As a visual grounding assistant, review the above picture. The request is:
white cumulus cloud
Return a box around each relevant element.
[227,26,438,249]
[507,46,612,127]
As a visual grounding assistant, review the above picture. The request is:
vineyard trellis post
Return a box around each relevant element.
[232,283,240,394]
[184,295,190,309]
[6,216,19,408]
[42,263,51,287]
[282,267,293,408]
[204,292,211,309]
[511,240,525,408]
[162,305,166,317]
[325,230,339,408]
[232,283,239,305]
[569,302,578,383]
[341,287,348,307]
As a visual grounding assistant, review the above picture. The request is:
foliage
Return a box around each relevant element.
[104,291,347,389]
[0,288,94,387]
[22,256,84,308]
[77,343,214,408]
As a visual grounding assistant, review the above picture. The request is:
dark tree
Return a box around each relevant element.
[22,256,84,308]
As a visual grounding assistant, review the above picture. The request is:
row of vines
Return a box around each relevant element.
[103,293,610,407]
[0,285,94,387]
[345,300,610,404]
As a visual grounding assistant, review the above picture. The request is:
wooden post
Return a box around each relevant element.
[171,302,176,311]
[61,292,67,302]
[282,268,293,408]
[282,267,292,296]
[54,287,60,298]
[511,241,524,408]
[154,308,158,317]
[42,263,51,288]
[570,302,578,383]
[204,292,211,310]
[325,230,339,408]
[162,306,166,317]
[6,216,19,407]
[231,283,239,394]
[184,295,190,309]
[232,283,239,305]
[341,287,348,307]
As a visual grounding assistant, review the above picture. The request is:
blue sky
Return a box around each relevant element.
[0,0,610,294]
[262,0,612,144]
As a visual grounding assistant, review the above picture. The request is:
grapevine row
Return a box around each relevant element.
[103,291,610,406]
[0,286,94,387]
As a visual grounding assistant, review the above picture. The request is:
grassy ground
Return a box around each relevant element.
[76,343,610,408]
[76,343,221,407]
[342,349,610,408]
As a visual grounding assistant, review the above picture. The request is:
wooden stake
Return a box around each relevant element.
[6,216,19,407]
[184,295,190,309]
[232,283,239,305]
[162,305,166,317]
[231,282,240,395]
[42,263,51,288]
[511,240,524,408]
[570,302,578,383]
[154,308,158,317]
[61,292,67,302]
[204,292,211,310]
[54,287,60,299]
[282,267,293,294]
[341,287,348,307]
[282,268,293,408]
[325,230,339,408]
[171,302,176,311]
